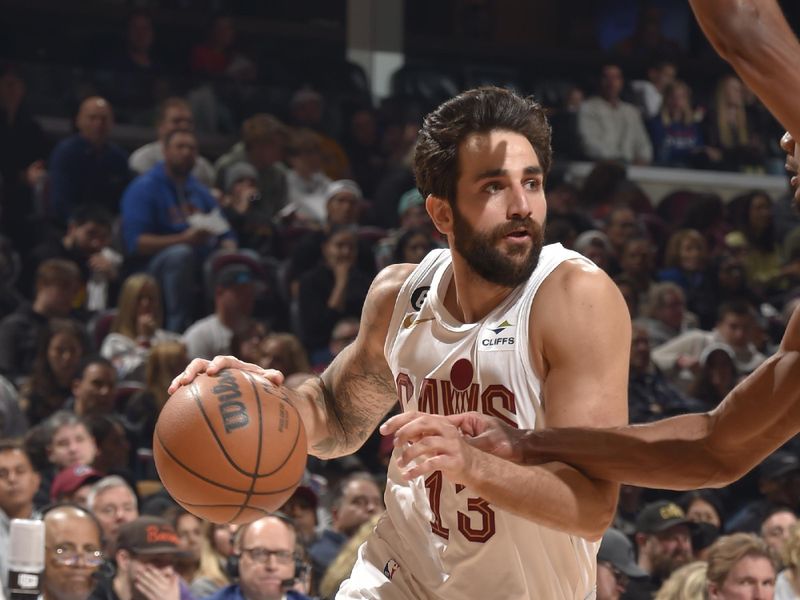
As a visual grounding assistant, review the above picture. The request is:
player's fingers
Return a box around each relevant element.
[260,368,285,386]
[168,358,210,393]
[401,454,453,480]
[393,417,452,446]
[397,436,444,468]
[380,411,424,435]
[781,131,795,154]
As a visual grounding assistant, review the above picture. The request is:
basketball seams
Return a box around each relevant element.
[229,371,265,523]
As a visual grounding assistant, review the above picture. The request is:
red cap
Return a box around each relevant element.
[50,465,103,501]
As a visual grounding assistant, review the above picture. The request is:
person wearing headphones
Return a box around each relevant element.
[209,514,312,600]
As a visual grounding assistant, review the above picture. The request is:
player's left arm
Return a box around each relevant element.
[384,262,629,540]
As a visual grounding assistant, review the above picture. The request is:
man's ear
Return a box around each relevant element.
[426,195,453,236]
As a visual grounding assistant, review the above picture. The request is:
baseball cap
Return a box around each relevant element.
[635,500,693,534]
[211,252,265,290]
[215,264,257,287]
[397,189,424,216]
[288,485,318,511]
[50,465,103,501]
[117,517,190,556]
[597,528,648,579]
[224,162,258,194]
[758,451,800,481]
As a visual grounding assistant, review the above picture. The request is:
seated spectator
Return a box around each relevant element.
[577,64,652,164]
[173,510,228,598]
[281,486,320,550]
[0,440,42,594]
[614,274,641,319]
[48,97,130,222]
[342,107,386,198]
[638,282,700,348]
[705,75,767,172]
[183,256,260,360]
[628,322,701,423]
[282,129,333,226]
[311,317,359,373]
[68,356,117,418]
[548,85,585,161]
[215,113,290,221]
[595,528,648,600]
[604,206,640,274]
[41,413,98,507]
[652,301,766,382]
[628,501,694,597]
[731,190,783,295]
[288,88,350,181]
[219,162,280,256]
[391,227,438,265]
[618,236,656,303]
[0,235,24,320]
[761,507,797,561]
[374,188,442,270]
[705,533,777,598]
[19,318,86,425]
[206,514,313,600]
[318,514,381,600]
[632,59,677,120]
[259,333,311,378]
[87,475,138,555]
[297,226,372,354]
[678,490,726,532]
[658,228,716,320]
[230,320,268,365]
[26,205,121,312]
[308,473,383,592]
[41,504,104,600]
[89,516,187,600]
[726,453,800,534]
[190,15,239,77]
[117,10,157,73]
[88,414,132,478]
[647,80,712,168]
[573,230,613,273]
[654,561,708,600]
[0,66,48,254]
[687,343,738,409]
[49,464,102,507]
[775,521,800,597]
[124,341,188,458]
[129,97,215,187]
[120,129,236,332]
[0,259,82,384]
[101,273,180,381]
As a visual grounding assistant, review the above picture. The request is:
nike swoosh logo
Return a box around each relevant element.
[402,315,436,329]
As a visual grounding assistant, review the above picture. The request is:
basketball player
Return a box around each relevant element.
[382,0,800,495]
[172,86,631,598]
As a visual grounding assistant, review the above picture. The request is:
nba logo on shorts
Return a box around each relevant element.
[383,559,400,580]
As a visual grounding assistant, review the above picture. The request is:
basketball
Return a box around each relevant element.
[153,368,307,524]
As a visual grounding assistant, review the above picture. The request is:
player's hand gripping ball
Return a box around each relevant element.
[154,368,307,524]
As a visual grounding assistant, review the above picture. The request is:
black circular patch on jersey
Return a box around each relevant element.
[410,286,430,310]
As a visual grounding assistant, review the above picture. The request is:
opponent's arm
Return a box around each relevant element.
[472,301,800,490]
[386,262,630,540]
[689,0,800,140]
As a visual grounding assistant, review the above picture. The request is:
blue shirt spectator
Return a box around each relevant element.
[48,97,129,222]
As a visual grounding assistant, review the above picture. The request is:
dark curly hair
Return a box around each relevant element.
[413,86,552,203]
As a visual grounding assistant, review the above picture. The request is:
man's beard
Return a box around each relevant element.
[451,205,544,288]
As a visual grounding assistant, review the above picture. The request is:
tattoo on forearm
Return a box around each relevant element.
[311,359,397,457]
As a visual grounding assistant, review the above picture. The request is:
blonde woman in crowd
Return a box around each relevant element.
[101,273,179,381]
[654,561,708,600]
[318,514,381,600]
[706,533,778,599]
[775,522,800,599]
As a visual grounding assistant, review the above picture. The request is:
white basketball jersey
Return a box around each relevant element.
[379,244,599,600]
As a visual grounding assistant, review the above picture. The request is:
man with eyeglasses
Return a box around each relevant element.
[42,504,105,600]
[87,476,138,556]
[207,514,312,600]
[89,516,189,600]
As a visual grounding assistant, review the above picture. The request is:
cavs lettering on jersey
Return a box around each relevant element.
[380,245,599,599]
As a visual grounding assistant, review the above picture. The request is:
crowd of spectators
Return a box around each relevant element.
[1,6,800,600]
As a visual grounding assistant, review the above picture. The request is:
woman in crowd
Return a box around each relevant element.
[648,80,708,168]
[173,509,229,598]
[688,343,738,410]
[776,522,800,599]
[101,273,179,382]
[20,319,86,424]
[731,190,783,295]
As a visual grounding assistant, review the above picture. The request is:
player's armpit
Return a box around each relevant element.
[293,263,414,459]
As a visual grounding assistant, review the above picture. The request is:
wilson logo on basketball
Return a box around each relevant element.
[212,369,250,433]
[278,403,288,432]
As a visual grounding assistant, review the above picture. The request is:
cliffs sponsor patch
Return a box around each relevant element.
[479,320,516,351]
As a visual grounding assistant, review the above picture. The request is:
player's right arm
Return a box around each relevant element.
[171,263,413,460]
[449,302,800,490]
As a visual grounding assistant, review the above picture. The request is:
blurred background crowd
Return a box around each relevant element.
[2,1,800,599]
